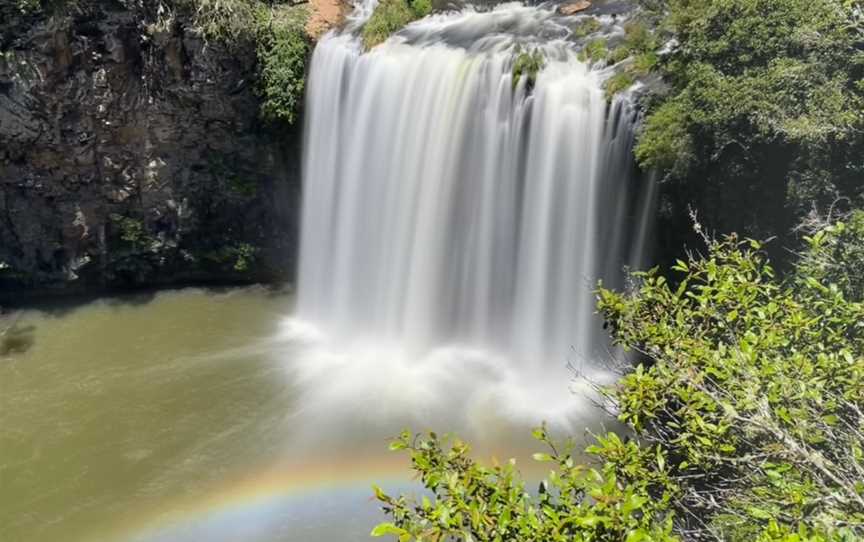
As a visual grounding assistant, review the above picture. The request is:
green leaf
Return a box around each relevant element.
[371,523,408,537]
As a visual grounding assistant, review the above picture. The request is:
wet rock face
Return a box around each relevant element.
[0,3,300,300]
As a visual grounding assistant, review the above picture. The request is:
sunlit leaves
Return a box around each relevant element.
[597,228,864,538]
[372,427,679,542]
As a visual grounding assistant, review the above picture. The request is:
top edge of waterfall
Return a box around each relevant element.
[339,0,636,58]
[300,1,649,363]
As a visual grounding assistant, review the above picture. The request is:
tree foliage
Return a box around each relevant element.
[597,225,864,539]
[634,0,864,243]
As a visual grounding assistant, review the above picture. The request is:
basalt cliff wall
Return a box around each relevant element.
[0,1,305,302]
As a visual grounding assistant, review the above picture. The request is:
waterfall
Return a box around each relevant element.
[287,4,653,434]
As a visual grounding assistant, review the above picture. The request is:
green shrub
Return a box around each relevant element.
[621,20,654,54]
[607,45,631,65]
[600,18,661,98]
[573,17,601,37]
[372,428,679,542]
[604,72,634,99]
[410,0,431,18]
[109,214,152,249]
[173,0,265,42]
[361,0,431,50]
[203,242,258,272]
[256,5,310,125]
[511,48,545,91]
[597,229,864,539]
[578,38,607,63]
[797,210,864,302]
[630,51,657,75]
[230,243,257,271]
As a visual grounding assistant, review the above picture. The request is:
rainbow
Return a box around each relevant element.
[116,455,412,542]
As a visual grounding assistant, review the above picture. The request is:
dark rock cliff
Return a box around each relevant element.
[0,2,301,302]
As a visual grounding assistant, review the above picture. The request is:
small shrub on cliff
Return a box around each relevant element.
[256,5,310,125]
[174,0,264,41]
[231,243,257,272]
[600,20,660,98]
[578,37,607,63]
[203,242,259,272]
[110,214,153,250]
[604,72,635,99]
[361,0,432,50]
[574,17,601,38]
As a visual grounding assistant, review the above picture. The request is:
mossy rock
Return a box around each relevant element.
[361,0,431,50]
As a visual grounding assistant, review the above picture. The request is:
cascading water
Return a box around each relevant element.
[285,4,654,438]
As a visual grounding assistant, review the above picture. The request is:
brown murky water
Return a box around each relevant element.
[0,286,610,542]
[0,288,316,542]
